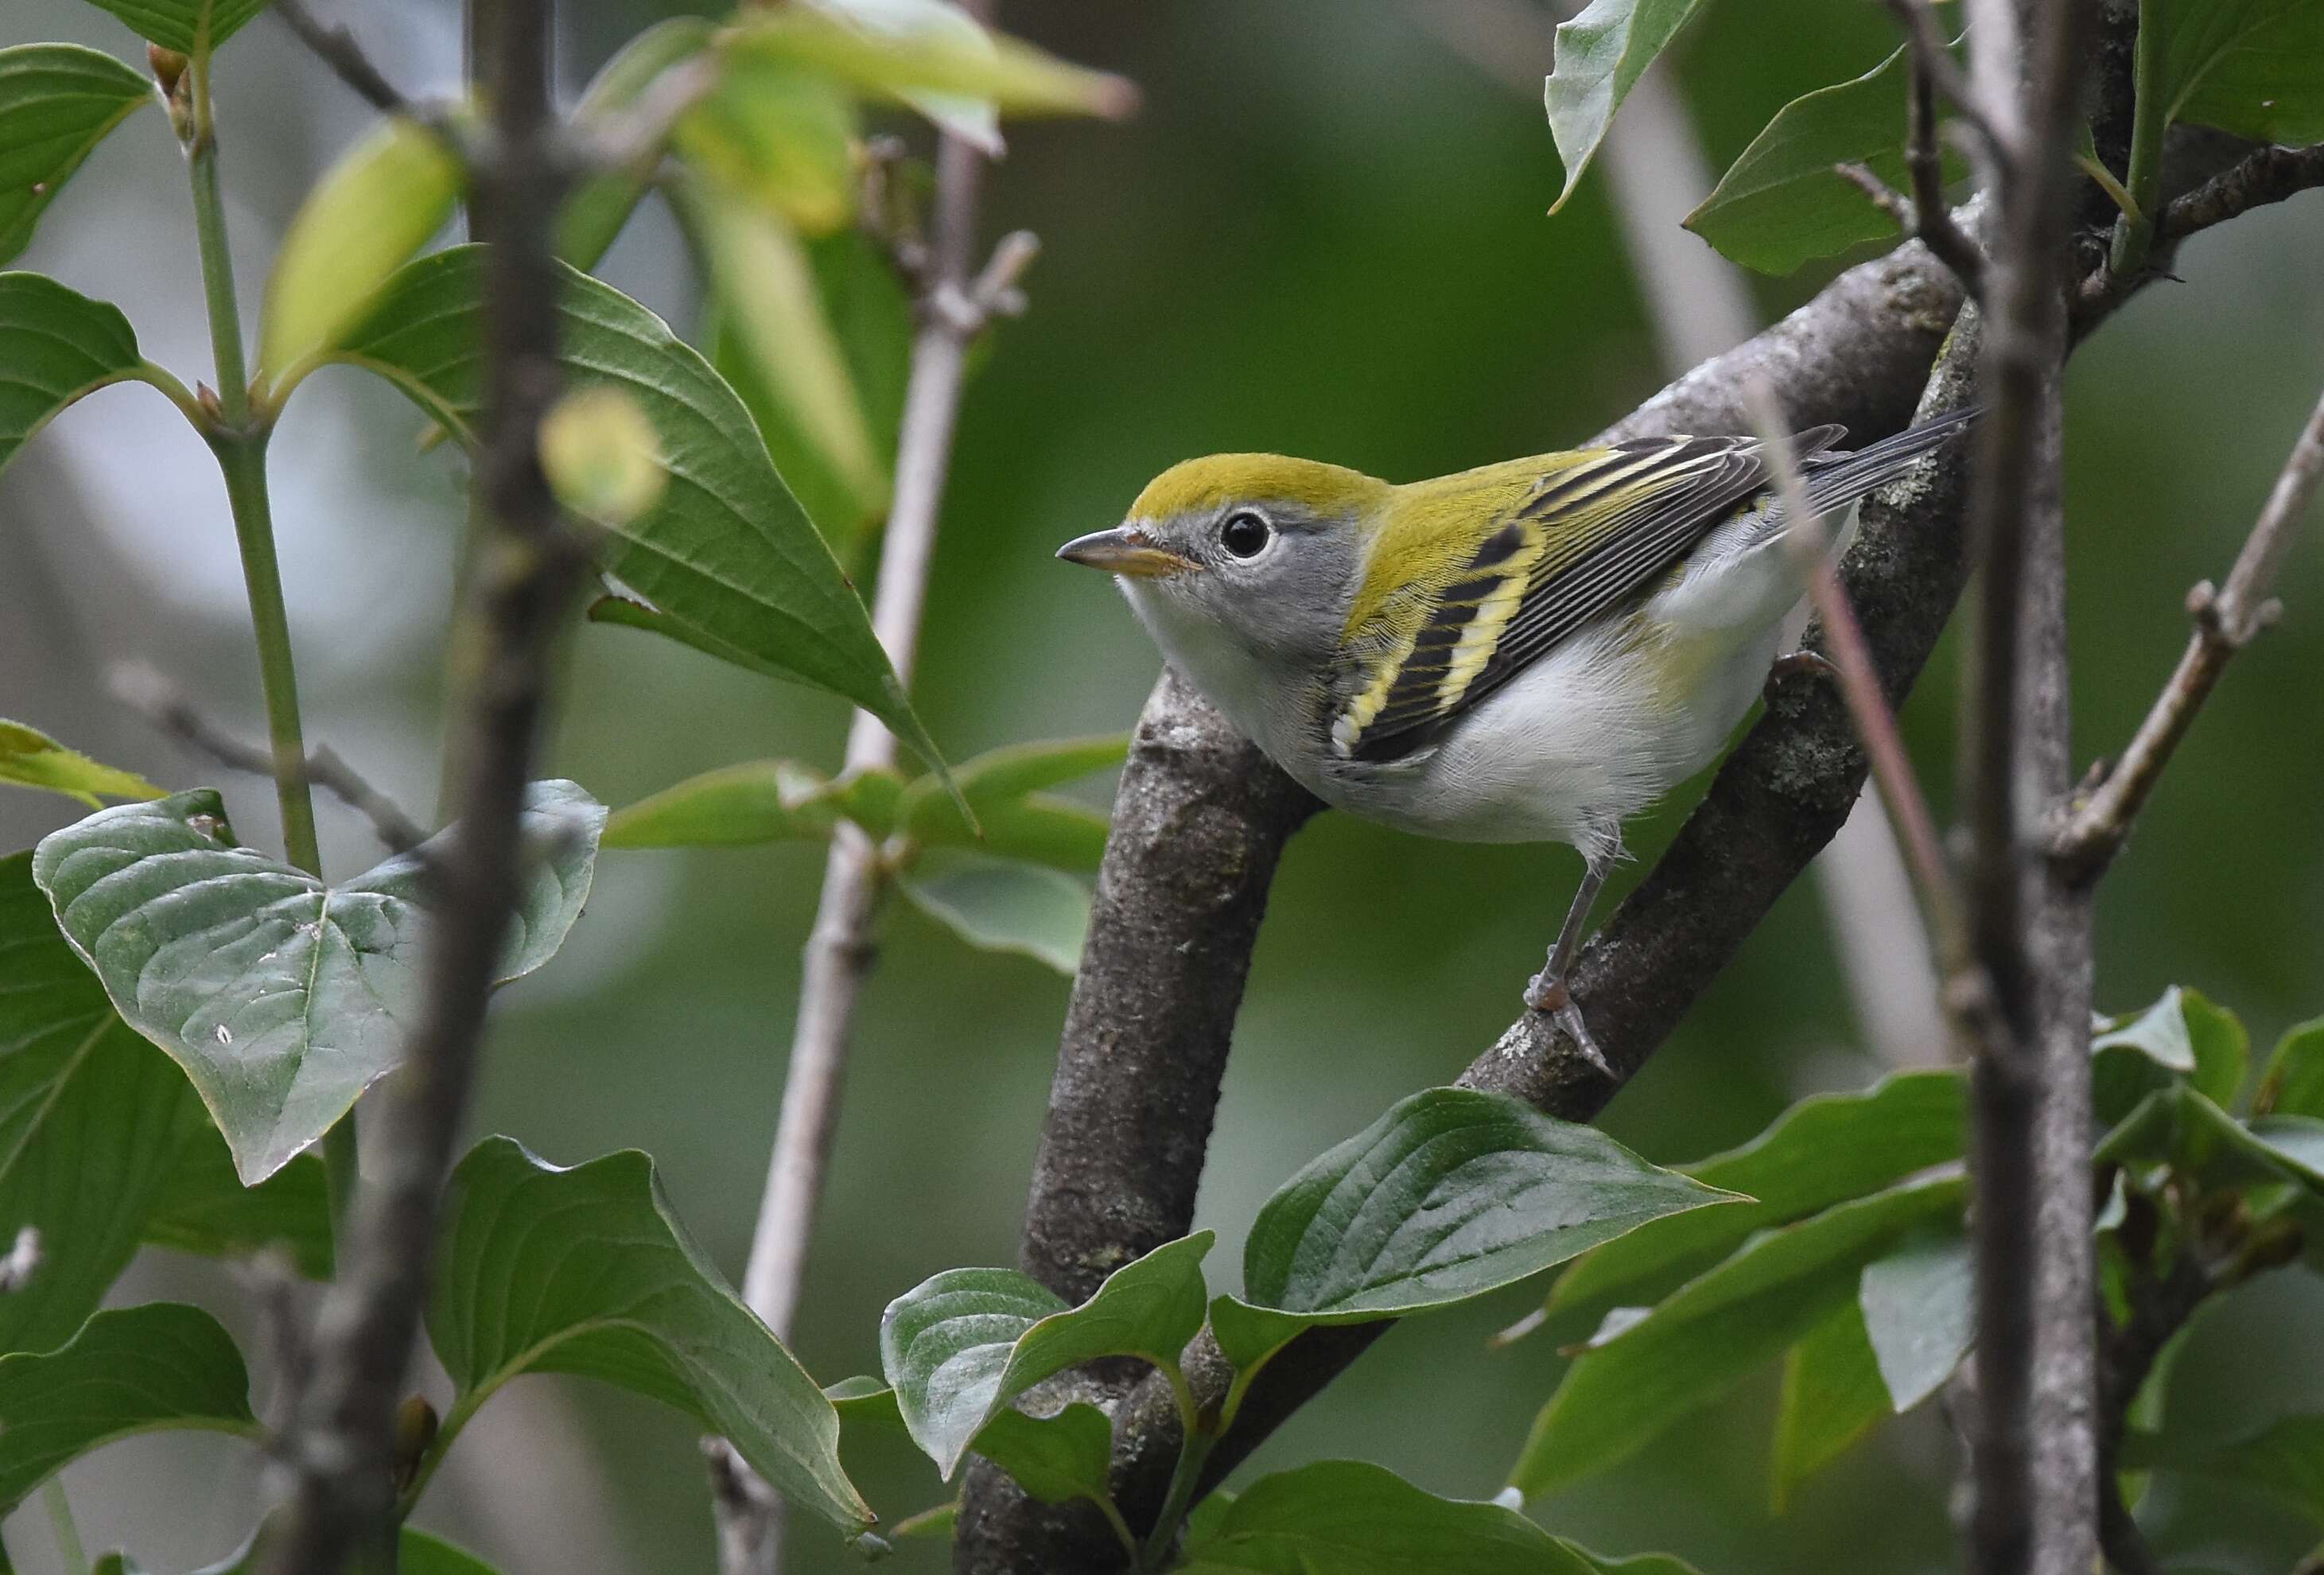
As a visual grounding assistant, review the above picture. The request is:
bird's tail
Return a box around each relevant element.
[1799,404,1981,515]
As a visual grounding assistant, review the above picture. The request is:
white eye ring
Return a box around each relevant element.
[1219,510,1273,559]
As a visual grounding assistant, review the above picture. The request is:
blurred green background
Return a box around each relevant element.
[4,2,2322,1573]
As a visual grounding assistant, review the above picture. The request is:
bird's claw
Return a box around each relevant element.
[1524,971,1615,1079]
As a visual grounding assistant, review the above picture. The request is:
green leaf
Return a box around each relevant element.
[1211,1087,1742,1379]
[604,760,906,847]
[76,0,272,56]
[0,271,146,477]
[143,1130,332,1279]
[1554,1550,1708,1575]
[676,52,857,236]
[257,115,458,393]
[103,1521,503,1575]
[2260,1017,2324,1118]
[880,1232,1214,1478]
[2147,1413,2324,1526]
[686,185,886,542]
[32,781,604,1183]
[897,852,1090,974]
[709,227,913,553]
[2098,1084,2324,1191]
[1686,45,1956,274]
[559,17,717,271]
[1544,0,1711,213]
[0,1303,260,1511]
[0,852,202,1357]
[727,3,1137,126]
[1551,1069,1965,1318]
[1176,1459,1603,1575]
[1858,1227,1973,1411]
[826,1375,907,1434]
[431,1136,872,1534]
[0,718,161,807]
[970,1402,1116,1510]
[1511,1170,1966,1496]
[1770,1298,1888,1511]
[0,45,154,267]
[891,733,1125,873]
[328,247,946,776]
[2094,986,2246,1116]
[2149,0,2324,147]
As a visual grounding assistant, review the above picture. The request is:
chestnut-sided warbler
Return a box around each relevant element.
[1058,411,1975,1071]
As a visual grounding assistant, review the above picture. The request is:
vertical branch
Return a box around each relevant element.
[261,1,582,1569]
[1953,0,2100,1571]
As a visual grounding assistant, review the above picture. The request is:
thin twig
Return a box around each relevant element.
[113,664,428,854]
[2058,384,2324,879]
[271,0,410,114]
[1879,0,2001,155]
[260,2,585,1569]
[1743,380,1967,970]
[2159,142,2324,243]
[572,54,722,176]
[719,6,1016,1569]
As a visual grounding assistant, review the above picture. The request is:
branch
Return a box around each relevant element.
[954,245,1984,1572]
[112,663,428,854]
[271,0,410,114]
[2159,142,2324,243]
[260,3,584,1569]
[2058,384,2324,879]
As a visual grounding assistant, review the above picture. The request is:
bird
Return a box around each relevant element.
[1055,410,1976,1075]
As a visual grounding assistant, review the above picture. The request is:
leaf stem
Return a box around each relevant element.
[2107,3,2163,278]
[185,58,251,430]
[212,435,323,876]
[43,1478,91,1575]
[1139,1425,1214,1571]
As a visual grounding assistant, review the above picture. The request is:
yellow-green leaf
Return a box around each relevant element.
[539,385,666,526]
[674,51,857,236]
[725,4,1136,124]
[258,115,459,397]
[559,17,719,270]
[685,187,886,531]
[0,718,161,807]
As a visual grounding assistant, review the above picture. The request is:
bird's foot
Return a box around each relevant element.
[1765,648,1841,704]
[1523,970,1615,1078]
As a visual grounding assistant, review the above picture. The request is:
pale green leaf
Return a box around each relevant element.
[686,185,886,536]
[0,718,160,807]
[725,3,1136,125]
[803,0,1005,152]
[76,0,272,56]
[675,52,857,235]
[1512,1171,1965,1496]
[559,17,717,270]
[1544,0,1711,213]
[1211,1087,1741,1379]
[604,760,905,847]
[258,115,459,391]
[898,852,1090,974]
[893,733,1124,872]
[2098,1083,2324,1191]
[1551,1069,1965,1318]
[431,1137,872,1534]
[1858,1227,1973,1410]
[0,1303,259,1511]
[0,45,154,266]
[538,384,666,526]
[0,271,146,477]
[328,247,946,776]
[1770,1298,1888,1511]
[1686,45,1956,274]
[32,782,604,1182]
[880,1232,1213,1478]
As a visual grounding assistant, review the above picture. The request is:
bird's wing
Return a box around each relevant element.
[1331,430,1843,764]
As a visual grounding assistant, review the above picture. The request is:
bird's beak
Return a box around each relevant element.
[1055,526,1197,579]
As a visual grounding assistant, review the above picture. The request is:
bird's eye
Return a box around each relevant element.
[1219,510,1273,559]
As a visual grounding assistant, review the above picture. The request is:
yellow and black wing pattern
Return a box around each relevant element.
[1331,429,1837,764]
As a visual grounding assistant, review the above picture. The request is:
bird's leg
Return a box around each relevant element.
[1524,842,1619,1077]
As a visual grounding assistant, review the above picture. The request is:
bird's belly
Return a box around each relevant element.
[1312,615,1781,849]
